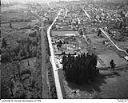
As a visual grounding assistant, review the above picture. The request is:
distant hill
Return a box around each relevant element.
[105,0,128,3]
[81,0,128,3]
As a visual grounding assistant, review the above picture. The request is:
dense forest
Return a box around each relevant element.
[62,53,99,85]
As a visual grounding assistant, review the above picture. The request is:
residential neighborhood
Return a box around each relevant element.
[1,0,128,99]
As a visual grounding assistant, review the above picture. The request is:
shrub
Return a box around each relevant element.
[1,38,7,48]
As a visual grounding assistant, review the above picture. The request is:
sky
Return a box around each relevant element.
[1,0,80,3]
[2,0,127,4]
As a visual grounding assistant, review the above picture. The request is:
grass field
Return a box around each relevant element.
[1,4,27,12]
[63,70,128,99]
[1,7,35,23]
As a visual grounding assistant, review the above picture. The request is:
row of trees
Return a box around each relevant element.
[62,53,99,85]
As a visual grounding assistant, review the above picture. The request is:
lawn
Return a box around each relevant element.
[86,32,128,68]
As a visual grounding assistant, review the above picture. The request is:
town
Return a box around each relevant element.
[1,0,128,99]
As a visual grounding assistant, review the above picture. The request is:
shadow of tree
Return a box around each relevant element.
[103,71,120,78]
[65,71,122,98]
[67,74,106,94]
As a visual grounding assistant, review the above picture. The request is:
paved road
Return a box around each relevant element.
[47,9,63,99]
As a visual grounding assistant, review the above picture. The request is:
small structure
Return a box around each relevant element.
[124,56,128,61]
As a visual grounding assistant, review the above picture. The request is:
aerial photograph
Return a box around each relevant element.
[1,0,128,99]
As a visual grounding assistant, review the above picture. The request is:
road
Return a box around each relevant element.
[82,9,91,19]
[81,9,128,66]
[47,9,63,99]
[99,28,128,56]
[82,8,128,56]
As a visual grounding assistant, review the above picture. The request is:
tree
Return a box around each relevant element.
[110,59,116,71]
[62,53,99,85]
[97,29,101,36]
[126,48,128,53]
[83,28,87,35]
[9,21,12,28]
[119,21,123,29]
[119,11,125,18]
[2,38,7,48]
[78,29,83,35]
[57,40,62,48]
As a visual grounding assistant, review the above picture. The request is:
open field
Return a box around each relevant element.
[63,70,128,99]
[86,32,128,68]
[1,8,35,23]
[1,4,28,12]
